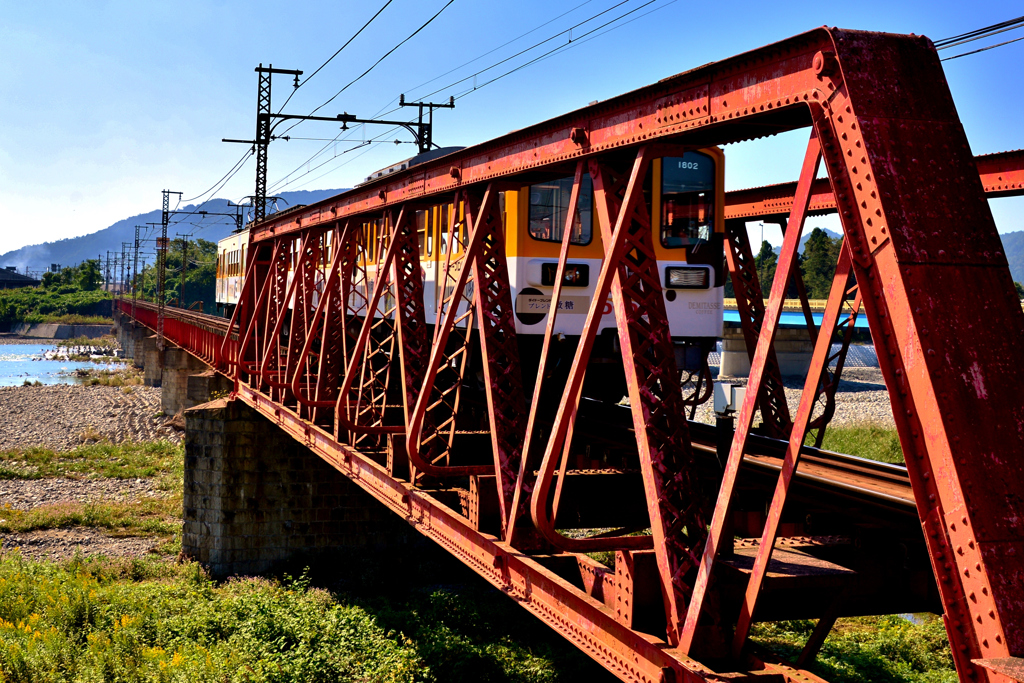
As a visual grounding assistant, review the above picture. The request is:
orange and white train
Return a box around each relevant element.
[216,147,725,372]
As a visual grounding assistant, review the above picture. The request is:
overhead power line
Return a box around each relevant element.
[267,0,670,194]
[936,14,1024,60]
[942,34,1024,61]
[935,15,1024,49]
[275,0,395,114]
[276,0,456,139]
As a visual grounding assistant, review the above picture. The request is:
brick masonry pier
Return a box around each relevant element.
[182,398,415,578]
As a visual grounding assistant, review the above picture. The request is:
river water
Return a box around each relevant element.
[0,343,125,387]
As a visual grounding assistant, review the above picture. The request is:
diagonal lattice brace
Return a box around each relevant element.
[463,186,530,538]
[589,149,707,647]
[682,126,824,655]
[730,244,855,656]
[723,218,792,438]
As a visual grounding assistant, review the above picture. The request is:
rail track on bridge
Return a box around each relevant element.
[120,25,1024,683]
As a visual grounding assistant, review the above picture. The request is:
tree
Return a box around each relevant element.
[75,259,103,291]
[754,240,778,292]
[1015,281,1024,299]
[139,238,218,311]
[800,228,842,299]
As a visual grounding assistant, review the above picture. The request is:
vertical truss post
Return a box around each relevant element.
[682,129,823,654]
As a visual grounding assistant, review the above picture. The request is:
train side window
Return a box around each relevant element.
[416,210,432,258]
[661,152,715,248]
[439,204,450,256]
[528,174,593,244]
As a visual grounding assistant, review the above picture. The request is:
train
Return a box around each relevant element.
[216,147,726,397]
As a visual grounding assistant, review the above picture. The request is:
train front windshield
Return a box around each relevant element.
[661,152,715,248]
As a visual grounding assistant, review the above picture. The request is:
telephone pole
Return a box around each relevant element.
[158,190,182,350]
[122,242,131,298]
[177,233,189,309]
[222,65,302,224]
[133,226,142,319]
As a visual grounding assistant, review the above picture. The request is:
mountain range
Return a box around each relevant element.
[6,204,1024,287]
[0,189,345,274]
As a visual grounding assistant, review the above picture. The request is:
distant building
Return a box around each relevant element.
[0,267,41,289]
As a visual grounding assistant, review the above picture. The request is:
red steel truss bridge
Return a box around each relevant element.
[118,28,1024,683]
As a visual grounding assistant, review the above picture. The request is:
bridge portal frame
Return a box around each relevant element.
[121,26,1024,683]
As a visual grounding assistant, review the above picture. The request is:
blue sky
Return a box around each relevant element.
[1,0,1021,254]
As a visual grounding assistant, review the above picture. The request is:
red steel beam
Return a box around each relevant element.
[725,148,1024,220]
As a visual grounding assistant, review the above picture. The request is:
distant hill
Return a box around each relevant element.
[999,230,1024,285]
[770,228,843,254]
[0,189,346,274]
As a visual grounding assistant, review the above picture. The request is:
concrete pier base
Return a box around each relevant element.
[183,398,413,578]
[161,348,209,415]
[113,312,149,364]
[718,324,813,378]
[141,336,162,386]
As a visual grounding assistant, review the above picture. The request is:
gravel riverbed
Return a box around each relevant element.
[0,477,168,511]
[0,383,181,451]
[692,367,895,429]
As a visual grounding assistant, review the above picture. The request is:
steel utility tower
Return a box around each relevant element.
[158,190,182,350]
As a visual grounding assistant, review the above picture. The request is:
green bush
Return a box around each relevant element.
[752,616,956,683]
[0,286,110,325]
[0,558,422,682]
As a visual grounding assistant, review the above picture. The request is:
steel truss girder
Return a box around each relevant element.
[724,149,1024,221]
[120,27,1024,683]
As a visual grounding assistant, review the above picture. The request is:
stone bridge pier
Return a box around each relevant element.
[181,399,414,578]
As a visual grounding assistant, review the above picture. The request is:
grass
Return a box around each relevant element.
[751,616,956,683]
[0,441,183,483]
[77,366,144,387]
[0,554,602,682]
[814,425,905,464]
[0,441,184,539]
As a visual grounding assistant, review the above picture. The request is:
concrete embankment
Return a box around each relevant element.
[11,323,112,339]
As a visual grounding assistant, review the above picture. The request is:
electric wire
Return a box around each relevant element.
[416,0,635,102]
[275,0,395,115]
[274,0,456,139]
[935,15,1024,49]
[449,0,662,100]
[267,0,662,194]
[936,15,1024,61]
[942,34,1024,61]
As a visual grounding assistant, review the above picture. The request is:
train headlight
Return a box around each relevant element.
[541,262,589,287]
[664,266,710,289]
